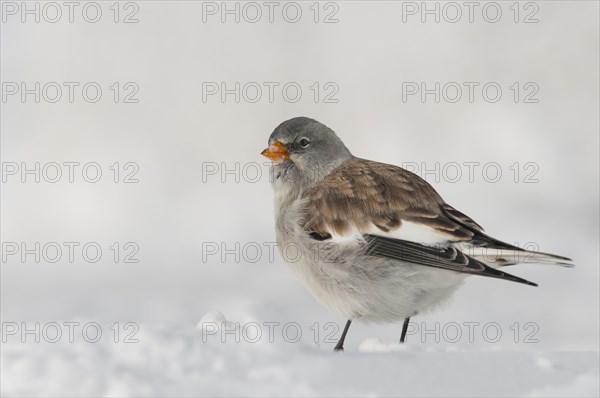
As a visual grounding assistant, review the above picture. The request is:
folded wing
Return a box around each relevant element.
[363,234,537,286]
[301,158,571,284]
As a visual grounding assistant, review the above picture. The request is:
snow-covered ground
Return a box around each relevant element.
[2,312,598,397]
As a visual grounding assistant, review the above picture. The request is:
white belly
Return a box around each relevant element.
[274,194,466,323]
[278,230,465,324]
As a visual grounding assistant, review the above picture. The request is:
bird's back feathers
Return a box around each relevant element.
[300,157,572,285]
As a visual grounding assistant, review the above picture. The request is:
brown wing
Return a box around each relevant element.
[302,158,479,241]
[301,158,544,285]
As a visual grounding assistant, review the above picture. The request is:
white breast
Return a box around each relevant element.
[274,196,465,324]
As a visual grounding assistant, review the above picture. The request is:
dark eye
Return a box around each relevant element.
[298,138,310,148]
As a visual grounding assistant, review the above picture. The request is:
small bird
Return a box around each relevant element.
[261,117,573,351]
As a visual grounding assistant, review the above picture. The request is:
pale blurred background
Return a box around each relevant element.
[1,1,598,352]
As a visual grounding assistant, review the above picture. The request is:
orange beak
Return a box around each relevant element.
[261,140,289,163]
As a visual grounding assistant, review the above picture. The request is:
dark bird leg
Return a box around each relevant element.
[399,317,411,343]
[334,319,352,352]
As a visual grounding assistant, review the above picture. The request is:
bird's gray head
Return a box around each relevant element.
[261,117,353,188]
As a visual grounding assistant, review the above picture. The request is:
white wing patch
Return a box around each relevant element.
[327,220,454,247]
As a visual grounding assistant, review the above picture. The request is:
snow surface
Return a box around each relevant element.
[2,312,598,397]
